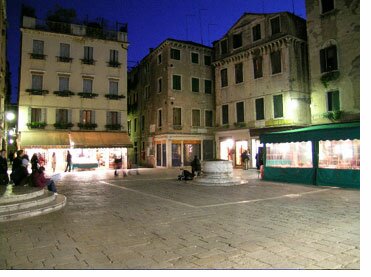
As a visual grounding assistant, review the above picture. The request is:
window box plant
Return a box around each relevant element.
[54,122,74,129]
[105,124,122,130]
[104,94,125,100]
[322,110,343,121]
[78,123,97,130]
[27,122,47,129]
[77,92,99,98]
[54,90,75,97]
[320,70,340,88]
[26,89,49,95]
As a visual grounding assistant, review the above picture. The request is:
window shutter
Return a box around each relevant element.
[42,108,46,122]
[106,111,111,125]
[118,112,121,125]
[80,110,83,123]
[92,111,96,124]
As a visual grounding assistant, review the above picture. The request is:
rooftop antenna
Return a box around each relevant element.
[199,9,207,44]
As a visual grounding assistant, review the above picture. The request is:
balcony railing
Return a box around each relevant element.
[54,90,75,97]
[81,58,96,65]
[78,123,97,130]
[27,122,47,129]
[26,89,49,95]
[107,61,121,68]
[57,56,73,63]
[105,94,125,100]
[77,92,99,99]
[30,53,46,60]
[54,122,74,129]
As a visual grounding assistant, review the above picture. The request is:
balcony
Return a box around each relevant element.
[78,123,97,130]
[104,94,125,100]
[77,92,99,99]
[30,53,46,60]
[26,89,49,96]
[80,58,95,65]
[54,122,74,129]
[105,124,122,130]
[107,61,121,68]
[27,122,47,129]
[57,56,73,63]
[54,90,75,97]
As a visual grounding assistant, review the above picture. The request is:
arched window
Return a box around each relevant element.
[320,41,338,72]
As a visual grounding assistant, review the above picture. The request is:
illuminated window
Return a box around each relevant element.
[319,139,360,170]
[266,141,313,168]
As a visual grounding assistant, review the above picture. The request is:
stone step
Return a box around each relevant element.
[0,190,56,213]
[0,186,45,204]
[0,194,67,222]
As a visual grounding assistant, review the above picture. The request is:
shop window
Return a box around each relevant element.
[266,141,313,168]
[255,98,265,120]
[221,68,228,87]
[172,144,181,167]
[321,0,334,14]
[273,94,283,118]
[271,50,282,74]
[235,63,244,84]
[183,143,201,166]
[222,104,229,125]
[327,90,340,111]
[320,45,338,73]
[236,102,244,123]
[253,56,263,79]
[233,33,242,49]
[319,139,360,170]
[252,24,261,41]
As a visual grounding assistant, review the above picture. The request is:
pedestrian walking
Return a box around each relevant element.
[51,152,56,173]
[241,150,249,170]
[190,155,201,176]
[65,150,72,172]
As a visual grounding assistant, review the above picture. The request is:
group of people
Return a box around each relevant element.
[0,149,58,194]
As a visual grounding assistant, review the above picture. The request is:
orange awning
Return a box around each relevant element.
[69,131,132,148]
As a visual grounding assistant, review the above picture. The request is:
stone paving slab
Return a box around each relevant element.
[0,168,360,270]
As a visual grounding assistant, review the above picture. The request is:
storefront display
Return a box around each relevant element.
[266,141,312,168]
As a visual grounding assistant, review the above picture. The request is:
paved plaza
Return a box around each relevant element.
[0,168,360,269]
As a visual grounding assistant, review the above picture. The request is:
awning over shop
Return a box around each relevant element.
[69,131,132,148]
[20,131,70,148]
[260,122,360,143]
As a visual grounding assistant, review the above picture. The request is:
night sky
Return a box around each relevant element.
[6,0,306,103]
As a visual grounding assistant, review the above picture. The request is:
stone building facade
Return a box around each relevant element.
[18,15,131,171]
[128,39,215,168]
[306,0,360,124]
[213,12,310,168]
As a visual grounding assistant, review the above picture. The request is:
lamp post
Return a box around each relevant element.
[1,111,16,151]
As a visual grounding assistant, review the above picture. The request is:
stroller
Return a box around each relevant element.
[178,169,194,181]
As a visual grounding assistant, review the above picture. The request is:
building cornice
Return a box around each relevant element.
[213,35,306,67]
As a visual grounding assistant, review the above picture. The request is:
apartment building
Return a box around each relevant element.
[18,15,131,171]
[128,39,215,168]
[306,0,360,124]
[213,12,310,168]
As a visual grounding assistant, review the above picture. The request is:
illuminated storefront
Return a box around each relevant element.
[19,131,132,172]
[260,122,360,188]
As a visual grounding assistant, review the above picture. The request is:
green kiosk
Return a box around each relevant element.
[260,122,360,188]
